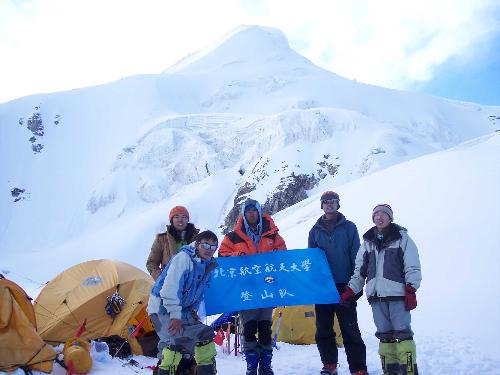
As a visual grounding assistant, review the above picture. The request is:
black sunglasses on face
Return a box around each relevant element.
[198,243,218,251]
[322,199,338,205]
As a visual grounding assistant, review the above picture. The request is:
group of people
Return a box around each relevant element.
[145,191,422,375]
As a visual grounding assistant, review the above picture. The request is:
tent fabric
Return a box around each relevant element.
[0,276,56,373]
[34,259,155,354]
[271,305,343,347]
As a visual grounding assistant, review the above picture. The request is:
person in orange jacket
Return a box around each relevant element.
[219,198,286,375]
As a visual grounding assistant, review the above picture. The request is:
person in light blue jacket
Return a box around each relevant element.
[147,230,219,375]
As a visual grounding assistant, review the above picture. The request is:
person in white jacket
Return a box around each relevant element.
[148,230,219,375]
[340,204,422,375]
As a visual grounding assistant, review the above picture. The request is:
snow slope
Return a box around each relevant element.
[277,132,500,361]
[2,132,499,375]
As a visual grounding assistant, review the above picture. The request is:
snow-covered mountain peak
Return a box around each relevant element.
[164,25,310,74]
[1,24,499,259]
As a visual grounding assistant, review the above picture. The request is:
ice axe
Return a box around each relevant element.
[272,311,282,350]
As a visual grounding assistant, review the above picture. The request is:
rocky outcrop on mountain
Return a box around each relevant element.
[27,111,44,137]
[317,154,340,179]
[18,107,62,154]
[11,187,28,202]
[87,192,117,214]
[262,172,319,215]
[220,151,342,233]
[28,109,43,152]
[19,107,44,153]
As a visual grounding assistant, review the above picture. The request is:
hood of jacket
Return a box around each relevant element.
[235,212,279,239]
[363,223,407,248]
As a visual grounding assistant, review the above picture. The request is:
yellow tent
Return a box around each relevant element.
[33,259,156,355]
[272,305,343,347]
[0,275,56,373]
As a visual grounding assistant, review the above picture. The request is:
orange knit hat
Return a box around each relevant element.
[169,206,189,221]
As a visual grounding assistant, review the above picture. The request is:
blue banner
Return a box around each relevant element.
[204,248,339,315]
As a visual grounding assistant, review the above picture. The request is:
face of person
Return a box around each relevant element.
[244,208,259,226]
[171,214,189,231]
[322,199,339,215]
[197,238,218,260]
[373,211,391,230]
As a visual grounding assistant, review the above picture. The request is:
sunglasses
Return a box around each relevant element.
[322,199,338,205]
[198,242,218,252]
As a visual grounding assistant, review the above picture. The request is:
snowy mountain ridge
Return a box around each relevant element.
[1,25,499,254]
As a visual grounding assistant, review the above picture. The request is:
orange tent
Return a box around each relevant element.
[33,259,156,355]
[0,275,56,373]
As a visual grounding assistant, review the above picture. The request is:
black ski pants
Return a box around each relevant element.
[239,308,273,352]
[315,298,367,373]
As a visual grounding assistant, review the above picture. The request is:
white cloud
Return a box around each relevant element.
[0,0,498,103]
[253,0,500,88]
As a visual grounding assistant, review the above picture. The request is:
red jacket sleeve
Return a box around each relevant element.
[218,235,236,257]
[274,233,287,250]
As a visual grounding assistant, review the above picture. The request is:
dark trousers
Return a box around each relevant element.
[315,299,367,373]
[239,308,273,352]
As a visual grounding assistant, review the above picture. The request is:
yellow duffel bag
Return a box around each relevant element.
[63,337,92,374]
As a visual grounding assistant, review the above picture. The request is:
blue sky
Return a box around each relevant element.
[413,33,500,105]
[0,0,499,105]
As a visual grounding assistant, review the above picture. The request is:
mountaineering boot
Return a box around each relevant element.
[195,341,217,375]
[244,350,259,375]
[258,349,274,375]
[320,363,338,375]
[157,347,182,375]
[379,340,399,375]
[395,340,418,375]
[176,354,196,375]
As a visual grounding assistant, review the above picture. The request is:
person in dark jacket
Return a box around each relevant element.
[341,204,421,375]
[146,206,199,280]
[308,191,367,375]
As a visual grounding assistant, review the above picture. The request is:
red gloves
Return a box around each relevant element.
[339,287,355,305]
[405,284,417,311]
